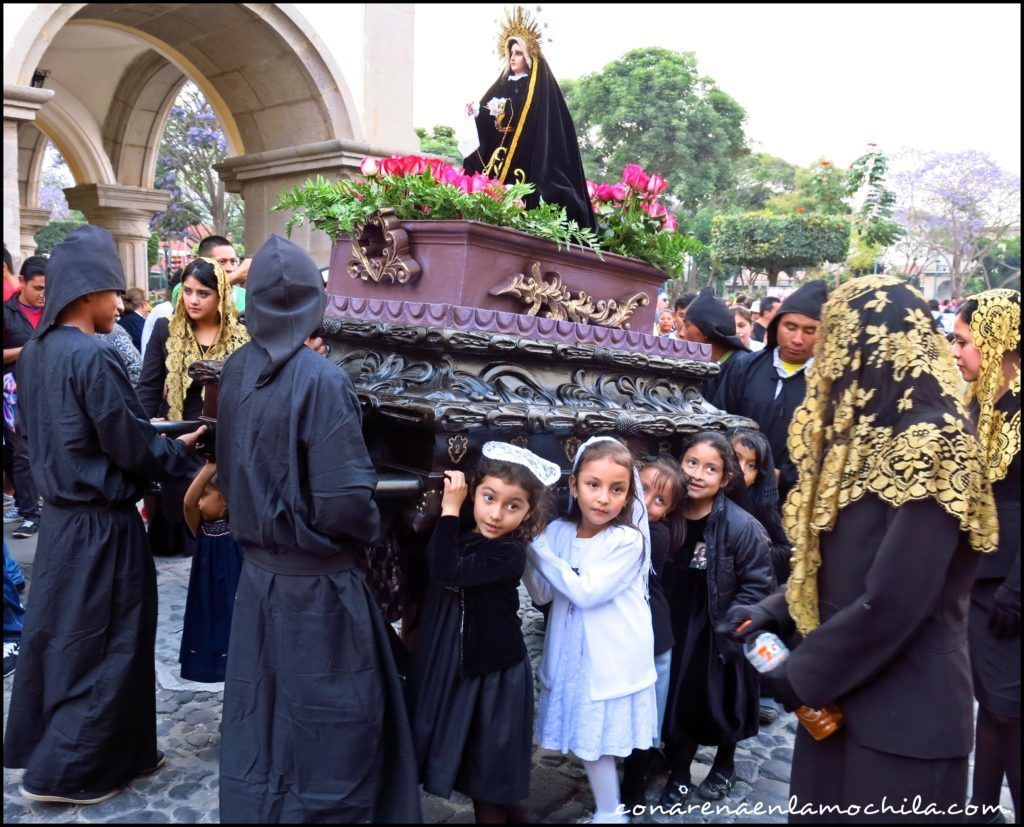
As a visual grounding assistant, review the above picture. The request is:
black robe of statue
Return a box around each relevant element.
[464,57,597,231]
[215,235,420,824]
[3,226,196,795]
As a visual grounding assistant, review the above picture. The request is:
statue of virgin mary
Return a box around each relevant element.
[462,7,597,231]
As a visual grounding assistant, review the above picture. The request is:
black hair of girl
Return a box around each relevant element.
[567,439,639,532]
[181,258,220,293]
[680,430,745,502]
[956,298,978,324]
[638,454,688,551]
[470,456,550,540]
[728,427,768,488]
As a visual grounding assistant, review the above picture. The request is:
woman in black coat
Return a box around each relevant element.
[952,290,1020,821]
[726,277,999,823]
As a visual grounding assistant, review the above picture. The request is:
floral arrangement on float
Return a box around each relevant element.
[274,155,702,279]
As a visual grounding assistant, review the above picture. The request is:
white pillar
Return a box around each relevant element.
[3,84,55,268]
[64,183,170,291]
[216,139,381,267]
[19,206,51,260]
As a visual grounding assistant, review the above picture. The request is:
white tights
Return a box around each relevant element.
[582,755,624,822]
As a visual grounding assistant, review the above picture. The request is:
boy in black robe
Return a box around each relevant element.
[3,225,202,804]
[215,235,421,823]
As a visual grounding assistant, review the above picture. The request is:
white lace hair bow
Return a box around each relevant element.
[569,435,652,596]
[482,441,562,486]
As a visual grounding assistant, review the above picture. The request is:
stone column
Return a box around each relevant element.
[4,84,55,268]
[64,183,170,290]
[19,206,52,260]
[216,139,399,267]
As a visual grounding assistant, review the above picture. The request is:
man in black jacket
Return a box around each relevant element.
[2,257,47,537]
[713,280,827,501]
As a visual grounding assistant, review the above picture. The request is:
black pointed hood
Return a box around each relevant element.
[685,286,748,352]
[766,279,829,349]
[245,234,325,386]
[38,225,125,335]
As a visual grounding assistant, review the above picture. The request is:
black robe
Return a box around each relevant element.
[464,57,597,231]
[3,327,195,793]
[137,317,203,556]
[215,234,420,823]
[762,497,979,822]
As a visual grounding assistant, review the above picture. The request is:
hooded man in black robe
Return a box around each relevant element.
[463,9,597,232]
[3,225,201,805]
[713,280,828,500]
[215,235,421,823]
[679,286,750,402]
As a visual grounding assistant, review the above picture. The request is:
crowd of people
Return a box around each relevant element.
[2,216,1018,826]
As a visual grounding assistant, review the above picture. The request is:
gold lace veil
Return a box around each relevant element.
[963,289,1021,483]
[784,276,999,635]
[165,258,249,421]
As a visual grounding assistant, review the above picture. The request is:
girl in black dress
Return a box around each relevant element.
[660,431,773,808]
[411,442,558,823]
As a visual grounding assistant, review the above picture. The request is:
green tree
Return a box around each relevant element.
[34,217,87,255]
[766,160,851,216]
[415,125,461,164]
[147,231,160,268]
[978,235,1020,291]
[563,47,747,211]
[729,153,798,211]
[710,211,851,287]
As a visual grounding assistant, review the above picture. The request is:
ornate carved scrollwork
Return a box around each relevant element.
[490,262,649,329]
[347,208,422,285]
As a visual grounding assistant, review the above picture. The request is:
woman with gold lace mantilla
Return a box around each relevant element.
[138,257,249,556]
[462,7,596,231]
[723,276,999,822]
[952,289,1020,822]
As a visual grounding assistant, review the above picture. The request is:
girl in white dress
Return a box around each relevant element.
[525,436,658,824]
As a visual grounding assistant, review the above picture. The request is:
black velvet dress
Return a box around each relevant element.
[410,519,533,806]
[969,391,1021,718]
[136,317,203,557]
[663,515,759,746]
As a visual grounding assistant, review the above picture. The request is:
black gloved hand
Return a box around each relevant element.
[716,602,778,647]
[760,660,803,712]
[988,585,1021,639]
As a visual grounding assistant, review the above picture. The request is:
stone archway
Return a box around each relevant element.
[4,3,415,281]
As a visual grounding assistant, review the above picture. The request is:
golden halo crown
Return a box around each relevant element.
[497,5,544,60]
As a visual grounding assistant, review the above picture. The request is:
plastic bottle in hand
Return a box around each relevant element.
[739,624,844,741]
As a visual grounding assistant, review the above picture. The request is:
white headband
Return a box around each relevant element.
[482,441,561,486]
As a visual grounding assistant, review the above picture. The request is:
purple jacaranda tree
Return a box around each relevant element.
[889,150,1021,295]
[151,81,243,246]
[38,145,78,221]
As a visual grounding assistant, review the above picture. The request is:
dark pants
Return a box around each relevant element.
[4,540,25,642]
[6,418,39,521]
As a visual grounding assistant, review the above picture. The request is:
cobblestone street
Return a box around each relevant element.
[3,529,1013,823]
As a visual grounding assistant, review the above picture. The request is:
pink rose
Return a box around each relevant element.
[596,183,627,202]
[398,155,428,176]
[586,180,597,200]
[378,156,401,176]
[645,174,667,196]
[468,173,491,193]
[622,163,650,191]
[663,213,678,231]
[360,157,379,177]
